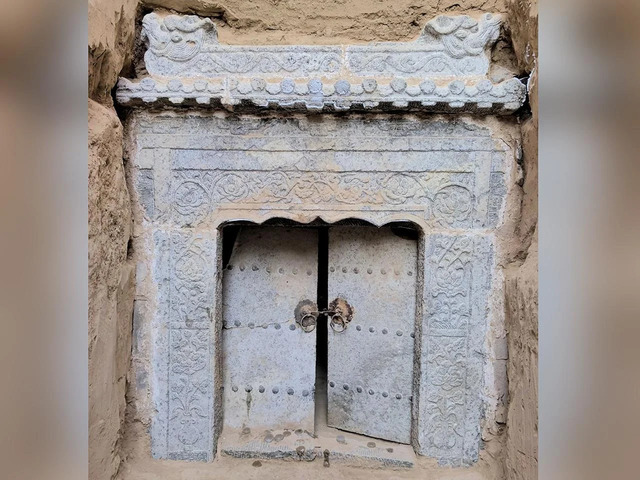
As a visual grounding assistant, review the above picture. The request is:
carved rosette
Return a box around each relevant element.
[170,170,476,227]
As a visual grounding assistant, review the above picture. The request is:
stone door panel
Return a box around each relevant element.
[326,226,418,444]
[222,227,318,432]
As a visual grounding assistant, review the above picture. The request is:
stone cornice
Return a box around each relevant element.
[116,12,526,114]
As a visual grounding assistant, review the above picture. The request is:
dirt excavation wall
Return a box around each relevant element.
[503,1,538,479]
[88,2,137,480]
[88,1,537,479]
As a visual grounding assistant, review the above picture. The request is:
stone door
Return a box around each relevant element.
[222,226,318,433]
[326,226,418,444]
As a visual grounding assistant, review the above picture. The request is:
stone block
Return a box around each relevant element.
[115,12,526,113]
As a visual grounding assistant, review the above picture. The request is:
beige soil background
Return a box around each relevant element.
[88,1,537,479]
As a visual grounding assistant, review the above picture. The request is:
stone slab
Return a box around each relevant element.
[116,12,526,113]
[222,227,318,432]
[416,234,494,466]
[219,426,415,468]
[127,109,511,465]
[127,112,508,231]
[327,226,418,444]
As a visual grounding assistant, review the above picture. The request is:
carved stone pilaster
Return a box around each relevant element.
[417,234,493,465]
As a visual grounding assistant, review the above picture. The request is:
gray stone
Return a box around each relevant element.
[222,227,318,432]
[220,426,415,467]
[327,227,417,444]
[415,234,494,466]
[115,12,525,113]
[126,76,515,466]
[141,12,498,79]
[128,112,508,230]
[149,230,218,461]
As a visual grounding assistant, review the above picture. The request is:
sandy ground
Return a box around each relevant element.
[119,364,494,480]
[119,453,493,480]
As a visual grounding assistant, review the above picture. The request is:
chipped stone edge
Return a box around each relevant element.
[116,76,525,114]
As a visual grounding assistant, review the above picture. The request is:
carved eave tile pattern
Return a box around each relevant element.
[116,12,526,114]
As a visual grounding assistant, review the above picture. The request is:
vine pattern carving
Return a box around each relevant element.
[166,233,216,459]
[169,329,210,451]
[140,12,502,78]
[171,170,475,227]
[425,390,465,450]
[195,51,342,75]
[424,237,474,456]
[172,239,212,323]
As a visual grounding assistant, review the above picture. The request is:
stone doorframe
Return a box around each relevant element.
[122,10,522,468]
[128,112,502,466]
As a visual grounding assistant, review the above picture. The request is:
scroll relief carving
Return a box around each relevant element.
[117,12,526,113]
[162,233,216,460]
[169,329,210,450]
[170,170,476,228]
[423,236,474,459]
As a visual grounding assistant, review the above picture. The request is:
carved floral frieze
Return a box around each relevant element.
[168,169,476,228]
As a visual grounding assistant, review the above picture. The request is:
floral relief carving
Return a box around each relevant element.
[171,170,475,226]
[212,173,250,201]
[429,338,466,391]
[429,295,470,331]
[169,329,210,448]
[425,392,464,450]
[141,12,501,77]
[348,52,460,75]
[424,236,474,454]
[195,51,343,75]
[379,173,424,204]
[174,282,210,323]
[121,12,526,113]
[172,238,213,323]
[174,180,209,216]
[430,237,473,297]
[433,184,473,225]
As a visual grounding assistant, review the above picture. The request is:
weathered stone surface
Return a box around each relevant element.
[416,234,494,466]
[141,12,499,78]
[126,109,515,465]
[222,227,318,432]
[116,12,526,113]
[88,99,134,480]
[128,112,509,229]
[327,227,417,444]
[149,229,218,461]
[220,425,415,467]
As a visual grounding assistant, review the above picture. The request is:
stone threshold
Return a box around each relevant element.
[218,426,415,468]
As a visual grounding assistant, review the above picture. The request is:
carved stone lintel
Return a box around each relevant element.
[116,12,525,114]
